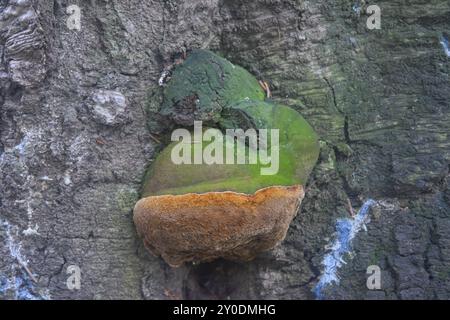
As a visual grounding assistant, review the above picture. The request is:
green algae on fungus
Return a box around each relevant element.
[160,49,265,126]
[142,99,319,196]
[134,49,320,266]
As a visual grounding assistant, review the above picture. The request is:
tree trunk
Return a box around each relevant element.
[0,0,449,299]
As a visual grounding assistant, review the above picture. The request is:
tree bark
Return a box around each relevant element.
[0,0,449,299]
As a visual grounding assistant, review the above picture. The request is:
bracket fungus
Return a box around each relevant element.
[134,50,320,267]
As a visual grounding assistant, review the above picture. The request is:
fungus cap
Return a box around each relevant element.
[134,186,304,267]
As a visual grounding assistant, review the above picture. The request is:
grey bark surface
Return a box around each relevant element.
[0,0,449,299]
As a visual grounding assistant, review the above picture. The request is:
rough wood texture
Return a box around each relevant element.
[0,0,449,300]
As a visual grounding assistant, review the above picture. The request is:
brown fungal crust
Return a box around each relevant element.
[133,185,304,267]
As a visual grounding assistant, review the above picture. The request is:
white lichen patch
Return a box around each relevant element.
[2,129,44,237]
[314,199,376,299]
[64,171,72,186]
[68,132,92,164]
[158,70,171,86]
[439,36,450,57]
[0,218,49,300]
[87,90,130,125]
